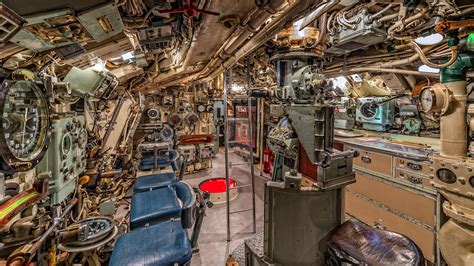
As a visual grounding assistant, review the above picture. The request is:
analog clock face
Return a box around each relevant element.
[1,80,49,165]
[420,88,434,112]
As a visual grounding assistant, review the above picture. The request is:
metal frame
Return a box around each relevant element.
[224,68,257,242]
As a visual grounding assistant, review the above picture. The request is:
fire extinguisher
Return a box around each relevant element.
[263,149,274,174]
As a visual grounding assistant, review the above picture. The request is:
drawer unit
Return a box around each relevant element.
[347,172,437,227]
[395,168,436,193]
[345,192,437,263]
[348,146,393,176]
[395,157,431,175]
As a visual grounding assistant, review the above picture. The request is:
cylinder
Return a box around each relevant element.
[440,81,468,157]
[264,185,341,265]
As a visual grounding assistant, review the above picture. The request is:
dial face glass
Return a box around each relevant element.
[360,102,377,119]
[420,89,434,112]
[2,80,48,161]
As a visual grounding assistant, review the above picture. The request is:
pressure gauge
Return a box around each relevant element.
[197,104,206,112]
[147,108,160,119]
[360,102,377,119]
[185,112,199,126]
[160,125,174,142]
[419,84,449,114]
[0,78,50,172]
[419,88,435,112]
[168,113,182,127]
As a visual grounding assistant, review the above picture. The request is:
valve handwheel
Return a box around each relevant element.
[160,0,220,27]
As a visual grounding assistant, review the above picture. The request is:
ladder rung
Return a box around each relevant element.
[230,208,254,215]
[230,184,252,189]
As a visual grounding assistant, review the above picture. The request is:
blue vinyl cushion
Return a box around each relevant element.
[133,172,177,193]
[130,187,181,229]
[140,150,179,171]
[109,220,192,266]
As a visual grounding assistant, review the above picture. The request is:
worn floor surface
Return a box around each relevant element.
[183,152,268,266]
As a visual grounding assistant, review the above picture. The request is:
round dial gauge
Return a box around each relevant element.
[360,102,377,119]
[197,105,206,112]
[185,113,199,126]
[168,113,182,127]
[147,108,160,119]
[419,88,435,112]
[160,125,174,142]
[0,79,50,172]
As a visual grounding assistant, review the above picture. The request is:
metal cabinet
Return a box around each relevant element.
[344,144,444,265]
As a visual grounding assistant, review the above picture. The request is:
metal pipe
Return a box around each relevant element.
[326,67,439,78]
[26,198,78,256]
[411,42,459,69]
[224,69,231,242]
[299,0,340,30]
[369,4,394,20]
[246,65,257,234]
[440,81,468,157]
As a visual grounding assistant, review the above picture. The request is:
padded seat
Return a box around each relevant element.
[109,220,192,266]
[133,172,177,193]
[130,186,181,229]
[140,150,179,171]
[326,220,424,265]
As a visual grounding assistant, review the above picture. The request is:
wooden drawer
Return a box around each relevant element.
[347,172,436,227]
[349,147,392,176]
[395,168,436,193]
[395,157,431,175]
[345,192,436,263]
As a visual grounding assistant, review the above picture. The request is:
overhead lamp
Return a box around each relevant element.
[414,33,444,46]
[418,64,440,74]
[91,59,106,72]
[231,84,243,92]
[121,52,134,61]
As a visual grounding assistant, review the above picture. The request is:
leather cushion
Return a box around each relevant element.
[130,187,181,229]
[133,172,177,193]
[109,220,192,265]
[326,220,424,265]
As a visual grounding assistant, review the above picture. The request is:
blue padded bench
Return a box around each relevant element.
[140,150,179,171]
[109,220,192,266]
[130,182,196,230]
[133,172,177,193]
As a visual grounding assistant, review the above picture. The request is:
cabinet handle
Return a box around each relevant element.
[408,176,422,184]
[407,162,422,171]
[361,156,372,164]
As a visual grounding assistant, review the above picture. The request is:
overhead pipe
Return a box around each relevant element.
[154,0,318,88]
[299,0,340,30]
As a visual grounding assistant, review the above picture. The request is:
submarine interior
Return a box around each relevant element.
[0,0,473,265]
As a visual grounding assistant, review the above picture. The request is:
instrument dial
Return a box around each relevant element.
[420,88,435,113]
[0,79,50,172]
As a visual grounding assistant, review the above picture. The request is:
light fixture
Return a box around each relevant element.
[418,64,440,74]
[414,33,444,46]
[121,52,134,61]
[231,84,243,92]
[91,59,106,72]
[331,76,349,90]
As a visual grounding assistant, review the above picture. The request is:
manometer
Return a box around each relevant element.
[419,84,449,114]
[0,75,50,172]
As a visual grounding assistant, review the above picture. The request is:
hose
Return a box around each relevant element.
[411,41,459,68]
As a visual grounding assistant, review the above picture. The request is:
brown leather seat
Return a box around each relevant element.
[326,220,424,265]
